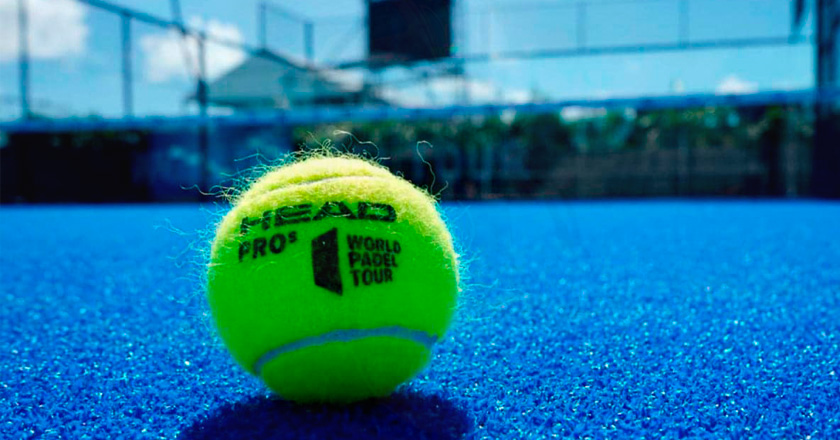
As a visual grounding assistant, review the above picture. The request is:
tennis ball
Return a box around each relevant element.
[207,155,459,403]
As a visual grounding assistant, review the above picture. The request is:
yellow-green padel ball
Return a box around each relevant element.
[207,155,459,403]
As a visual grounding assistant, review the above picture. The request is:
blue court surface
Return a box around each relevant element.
[2,201,839,439]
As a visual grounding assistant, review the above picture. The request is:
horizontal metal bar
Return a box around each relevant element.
[332,35,811,69]
[79,0,173,30]
[464,36,812,62]
[1,88,837,134]
[261,1,308,24]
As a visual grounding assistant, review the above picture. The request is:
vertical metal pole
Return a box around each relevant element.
[812,0,840,197]
[486,4,495,58]
[481,9,489,54]
[455,0,464,56]
[457,0,469,105]
[679,0,689,45]
[305,21,314,62]
[782,104,798,196]
[577,2,587,49]
[813,0,840,100]
[363,0,373,100]
[121,13,133,117]
[259,2,267,49]
[197,32,210,198]
[18,0,30,119]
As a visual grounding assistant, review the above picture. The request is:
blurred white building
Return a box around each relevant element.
[196,52,388,110]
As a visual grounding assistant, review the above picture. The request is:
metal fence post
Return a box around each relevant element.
[18,0,30,119]
[121,13,133,117]
[197,31,210,198]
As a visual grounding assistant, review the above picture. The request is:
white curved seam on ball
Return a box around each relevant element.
[252,326,438,375]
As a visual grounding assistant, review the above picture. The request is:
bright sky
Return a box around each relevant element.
[0,0,815,119]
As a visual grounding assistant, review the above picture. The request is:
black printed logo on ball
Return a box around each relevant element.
[236,201,397,263]
[239,201,396,236]
[312,228,342,295]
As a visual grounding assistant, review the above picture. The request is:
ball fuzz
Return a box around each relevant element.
[207,155,459,403]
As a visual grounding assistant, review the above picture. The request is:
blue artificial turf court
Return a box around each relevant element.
[2,201,839,439]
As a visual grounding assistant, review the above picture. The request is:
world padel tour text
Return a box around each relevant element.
[347,235,401,287]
